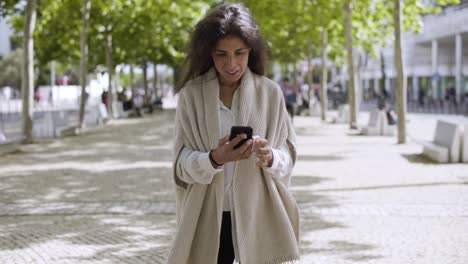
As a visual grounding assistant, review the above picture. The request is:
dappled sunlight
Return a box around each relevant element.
[28,149,98,159]
[0,160,171,175]
[1,110,466,262]
[0,213,175,263]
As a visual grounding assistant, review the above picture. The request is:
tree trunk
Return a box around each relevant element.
[130,64,135,100]
[320,28,328,121]
[105,33,114,118]
[394,0,407,143]
[344,0,358,129]
[78,0,91,128]
[153,63,158,98]
[380,50,386,101]
[292,63,298,87]
[142,62,149,107]
[306,49,314,109]
[21,0,36,144]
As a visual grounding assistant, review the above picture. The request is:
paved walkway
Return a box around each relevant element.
[0,111,467,263]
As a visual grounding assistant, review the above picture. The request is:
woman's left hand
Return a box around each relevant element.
[253,137,273,167]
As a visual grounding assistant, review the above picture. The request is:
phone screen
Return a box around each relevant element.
[229,126,253,149]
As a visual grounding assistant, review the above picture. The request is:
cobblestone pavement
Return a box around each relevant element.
[0,110,467,263]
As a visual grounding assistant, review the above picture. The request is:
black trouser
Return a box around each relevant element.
[286,102,294,120]
[218,212,235,264]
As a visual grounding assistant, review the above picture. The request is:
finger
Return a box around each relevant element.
[229,134,247,148]
[256,156,270,164]
[255,138,268,148]
[256,159,268,167]
[257,147,271,156]
[237,139,253,154]
[240,148,254,160]
[219,135,230,145]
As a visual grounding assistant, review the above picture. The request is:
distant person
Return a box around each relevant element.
[281,77,297,121]
[132,90,144,117]
[101,90,109,108]
[121,88,133,111]
[418,88,425,107]
[48,90,53,106]
[34,89,41,105]
[378,88,389,110]
[445,86,457,112]
[385,103,397,125]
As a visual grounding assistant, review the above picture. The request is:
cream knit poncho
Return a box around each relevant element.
[167,68,300,264]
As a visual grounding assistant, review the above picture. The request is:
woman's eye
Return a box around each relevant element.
[215,53,225,57]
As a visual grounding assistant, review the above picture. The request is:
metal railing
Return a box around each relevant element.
[0,98,103,144]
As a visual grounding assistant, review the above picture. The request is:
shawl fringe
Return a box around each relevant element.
[263,254,301,264]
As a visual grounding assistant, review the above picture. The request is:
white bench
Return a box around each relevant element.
[33,112,55,138]
[84,105,101,125]
[113,101,129,118]
[421,120,461,163]
[308,97,321,117]
[461,124,468,163]
[98,103,109,123]
[361,109,382,135]
[331,104,349,124]
[381,112,396,136]
[360,109,396,136]
[55,126,80,137]
[0,131,5,142]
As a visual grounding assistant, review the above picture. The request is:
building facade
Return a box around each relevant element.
[0,18,13,58]
[337,1,468,110]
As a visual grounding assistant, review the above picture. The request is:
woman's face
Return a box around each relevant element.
[212,35,251,86]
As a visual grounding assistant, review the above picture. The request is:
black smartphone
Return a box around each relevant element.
[229,126,253,150]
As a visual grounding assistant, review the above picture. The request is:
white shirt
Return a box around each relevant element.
[176,88,293,211]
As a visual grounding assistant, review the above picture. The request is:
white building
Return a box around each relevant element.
[338,1,468,105]
[0,18,13,58]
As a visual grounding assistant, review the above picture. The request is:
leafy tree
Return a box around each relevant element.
[0,48,22,90]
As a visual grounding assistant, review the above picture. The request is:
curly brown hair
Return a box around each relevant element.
[176,3,268,92]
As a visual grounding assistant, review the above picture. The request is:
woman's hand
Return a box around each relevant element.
[253,137,273,167]
[211,134,254,165]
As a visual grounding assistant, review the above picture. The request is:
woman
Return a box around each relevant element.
[167,3,300,264]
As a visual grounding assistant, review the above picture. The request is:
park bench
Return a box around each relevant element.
[461,124,468,163]
[361,109,383,135]
[308,97,321,117]
[113,101,129,118]
[330,104,349,124]
[360,109,396,136]
[84,105,101,126]
[98,103,110,123]
[381,111,396,136]
[33,112,55,138]
[420,120,461,163]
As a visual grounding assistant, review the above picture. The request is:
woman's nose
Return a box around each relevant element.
[227,55,236,67]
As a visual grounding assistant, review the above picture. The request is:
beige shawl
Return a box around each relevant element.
[167,68,300,264]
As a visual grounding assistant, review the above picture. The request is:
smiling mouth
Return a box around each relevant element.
[226,70,239,75]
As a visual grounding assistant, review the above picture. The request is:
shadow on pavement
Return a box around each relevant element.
[401,153,456,165]
[0,113,177,262]
[0,112,386,263]
[291,175,381,262]
[298,154,345,162]
[0,214,175,262]
[310,181,465,193]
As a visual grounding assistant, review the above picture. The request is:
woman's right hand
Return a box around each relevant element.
[211,134,254,165]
